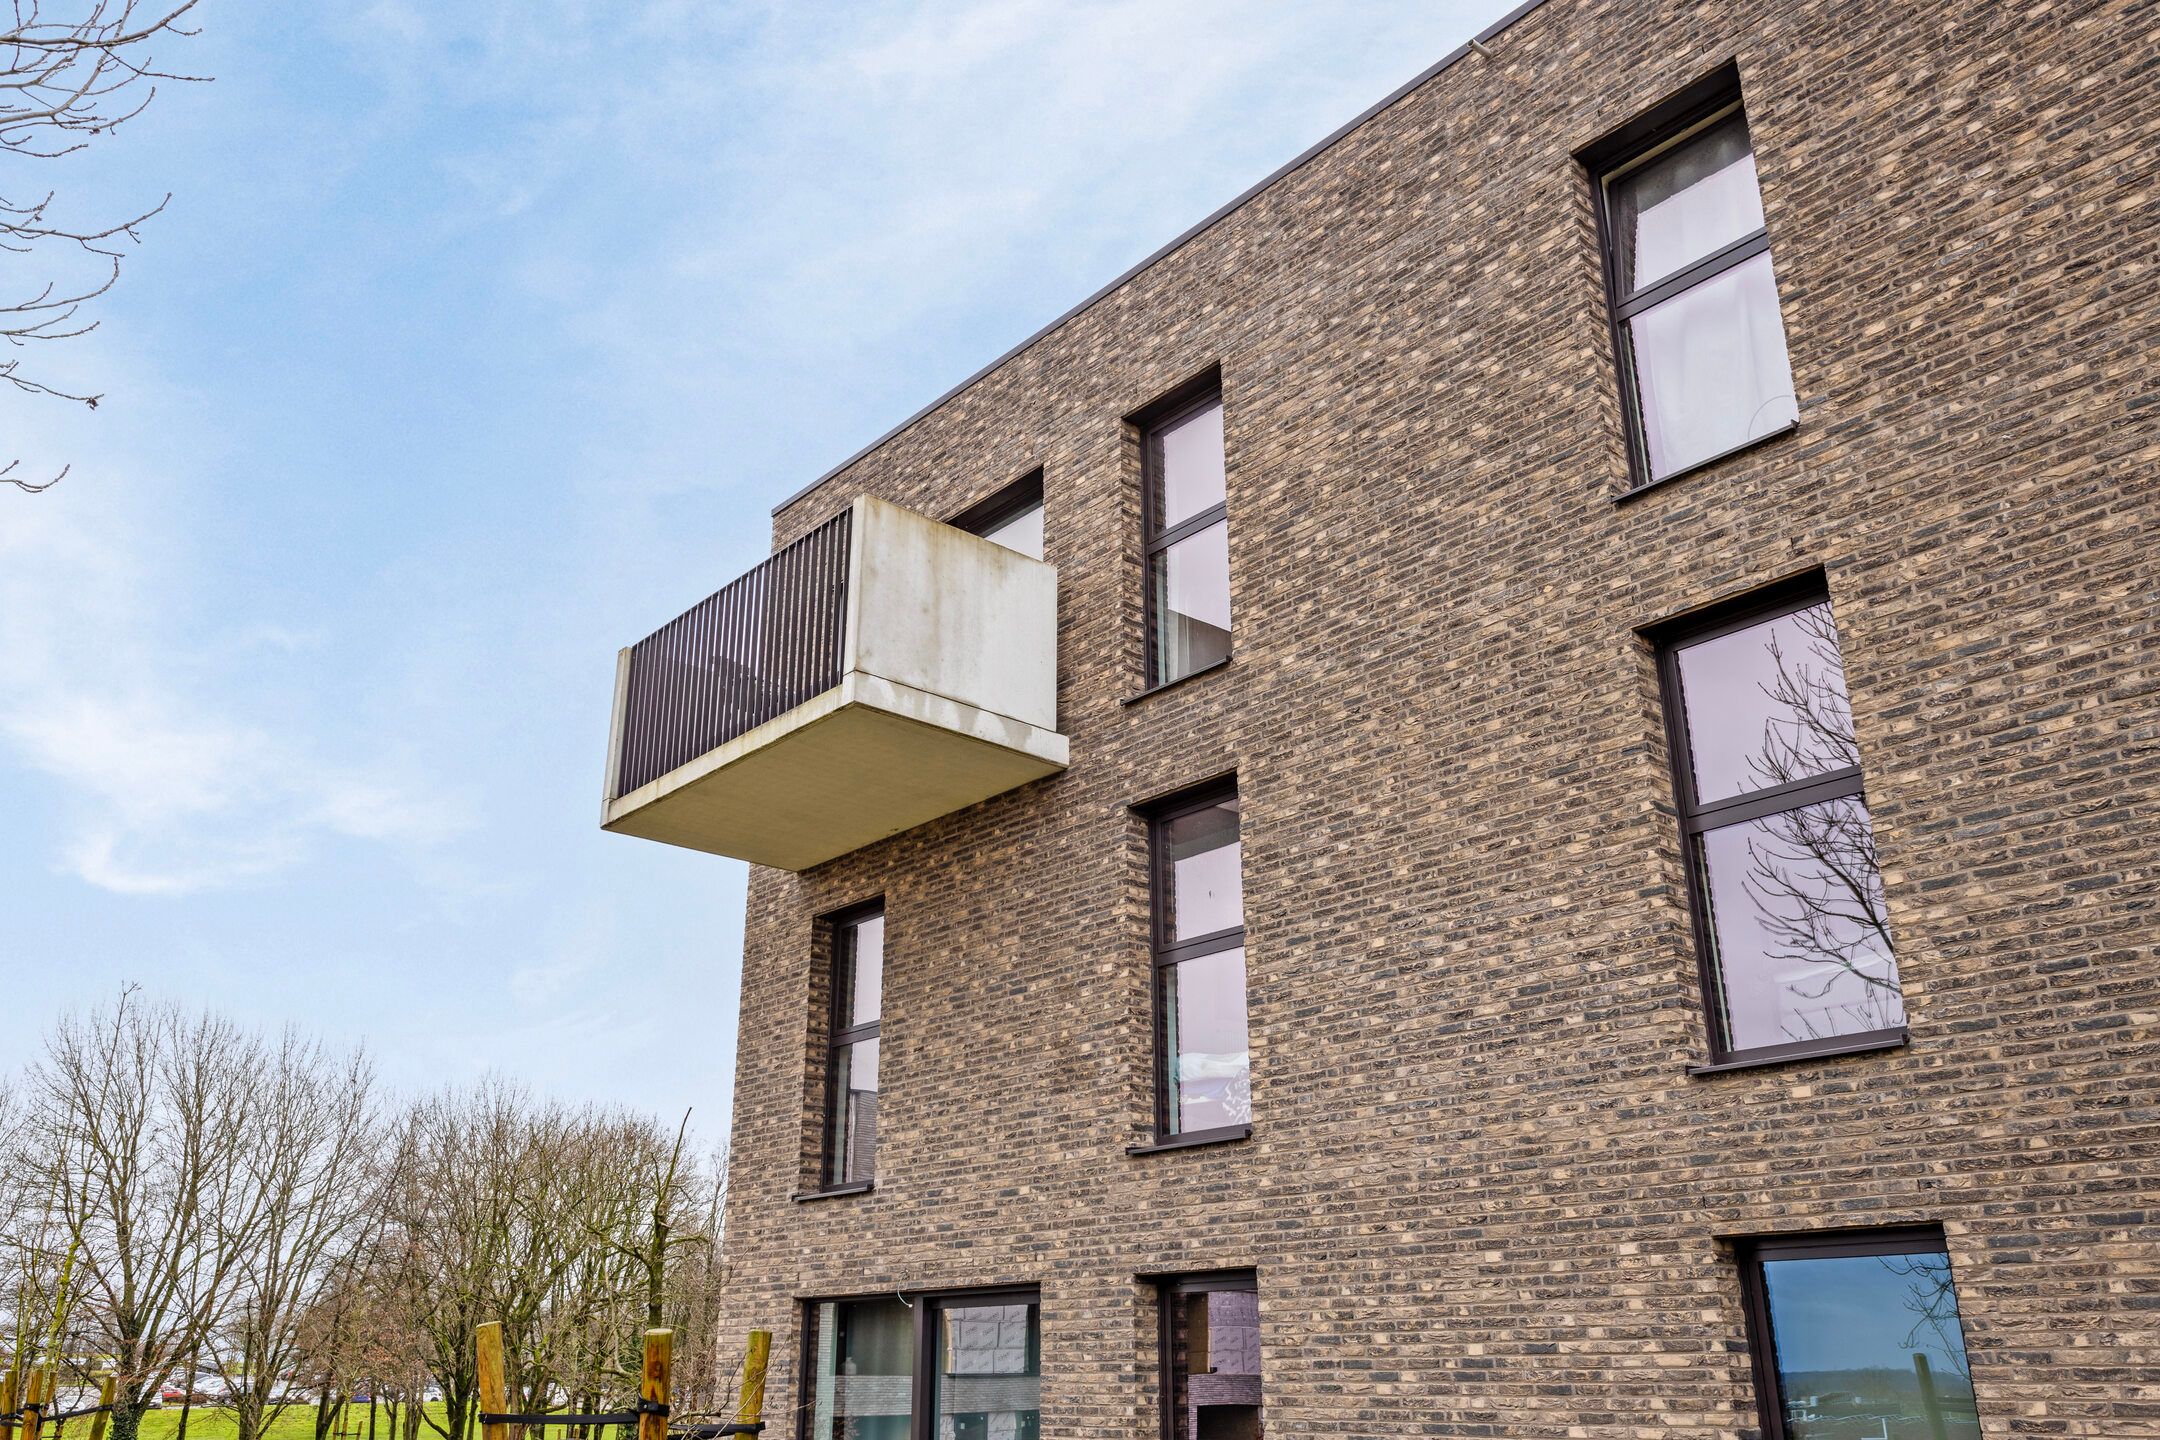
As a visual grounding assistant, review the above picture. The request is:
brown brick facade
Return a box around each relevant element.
[709,0,2160,1433]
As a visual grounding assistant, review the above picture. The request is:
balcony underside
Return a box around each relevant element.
[601,671,1068,871]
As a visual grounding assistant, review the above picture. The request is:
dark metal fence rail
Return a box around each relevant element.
[613,508,852,799]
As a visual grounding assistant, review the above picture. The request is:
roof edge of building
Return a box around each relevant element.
[770,0,1558,518]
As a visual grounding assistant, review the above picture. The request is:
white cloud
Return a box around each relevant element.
[0,383,472,897]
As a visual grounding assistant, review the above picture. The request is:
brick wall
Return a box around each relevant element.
[709,0,2160,1433]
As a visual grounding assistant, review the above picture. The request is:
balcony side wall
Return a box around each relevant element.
[849,496,1061,734]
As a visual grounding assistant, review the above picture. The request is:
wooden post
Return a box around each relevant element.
[636,1331,670,1440]
[1913,1352,1950,1440]
[22,1370,50,1440]
[475,1324,507,1440]
[734,1333,769,1431]
[3,1373,19,1440]
[87,1376,114,1440]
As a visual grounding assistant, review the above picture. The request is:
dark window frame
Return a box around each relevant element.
[1733,1226,1976,1440]
[819,899,885,1190]
[1582,65,1794,493]
[1648,574,1905,1072]
[1137,777,1250,1149]
[1134,370,1230,690]
[1152,1270,1261,1440]
[948,468,1045,545]
[797,1284,1042,1440]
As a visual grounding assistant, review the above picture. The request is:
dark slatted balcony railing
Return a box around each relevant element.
[603,495,1065,869]
[611,508,852,799]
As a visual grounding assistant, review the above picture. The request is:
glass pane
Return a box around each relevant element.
[1163,947,1250,1134]
[1167,1287,1263,1440]
[1151,399,1226,532]
[935,1302,1039,1440]
[1627,249,1797,480]
[980,502,1044,560]
[838,913,883,1028]
[1150,519,1232,683]
[1610,111,1764,293]
[1760,1248,1982,1439]
[1698,797,1902,1052]
[1675,602,1855,804]
[827,1036,879,1183]
[809,1298,914,1440]
[1164,798,1242,942]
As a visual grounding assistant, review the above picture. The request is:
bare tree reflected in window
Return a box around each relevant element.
[1880,1252,1974,1389]
[1750,1234,1983,1440]
[1665,588,1904,1060]
[1742,608,1901,1042]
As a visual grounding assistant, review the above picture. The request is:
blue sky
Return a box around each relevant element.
[0,0,1503,1142]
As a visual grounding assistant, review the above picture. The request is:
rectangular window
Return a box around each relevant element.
[1147,783,1250,1142]
[803,1291,1039,1440]
[1140,381,1231,686]
[1157,1274,1262,1440]
[951,470,1045,561]
[1738,1229,1982,1439]
[1591,77,1797,487]
[805,1296,913,1440]
[1655,580,1903,1067]
[931,1294,1041,1438]
[824,903,883,1186]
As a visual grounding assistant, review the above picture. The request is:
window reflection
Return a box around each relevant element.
[1150,784,1251,1138]
[980,502,1044,560]
[826,1035,878,1184]
[1163,947,1251,1135]
[1165,1282,1263,1440]
[1165,799,1242,942]
[1760,1248,1981,1439]
[808,1298,913,1440]
[1675,603,1855,802]
[1152,400,1226,530]
[1627,250,1796,478]
[840,913,884,1029]
[1699,800,1902,1050]
[1144,391,1231,686]
[935,1301,1040,1440]
[1665,594,1901,1058]
[826,908,883,1185]
[1151,520,1232,684]
[1610,112,1764,291]
[1598,100,1796,485]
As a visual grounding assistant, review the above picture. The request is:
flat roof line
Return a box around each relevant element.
[772,0,1557,517]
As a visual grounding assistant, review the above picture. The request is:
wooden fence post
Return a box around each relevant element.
[86,1376,115,1440]
[636,1332,670,1440]
[735,1333,770,1432]
[3,1373,18,1440]
[475,1324,507,1440]
[22,1370,50,1440]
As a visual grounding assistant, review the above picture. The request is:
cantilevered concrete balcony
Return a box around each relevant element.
[602,496,1067,870]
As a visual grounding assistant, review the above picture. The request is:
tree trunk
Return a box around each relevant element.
[109,1401,142,1440]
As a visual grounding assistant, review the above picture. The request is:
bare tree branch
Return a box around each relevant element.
[0,1,208,489]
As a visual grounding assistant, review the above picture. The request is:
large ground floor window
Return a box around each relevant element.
[804,1290,1040,1440]
[1157,1272,1262,1439]
[1738,1228,1981,1439]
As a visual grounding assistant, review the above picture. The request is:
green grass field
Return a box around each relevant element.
[132,1404,450,1440]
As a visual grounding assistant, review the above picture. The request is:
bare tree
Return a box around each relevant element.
[1740,605,1903,1041]
[378,1081,534,1440]
[1882,1252,1974,1385]
[1,1,207,492]
[20,993,270,1440]
[210,1034,381,1440]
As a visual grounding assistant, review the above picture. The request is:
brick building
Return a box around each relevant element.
[600,0,2159,1434]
